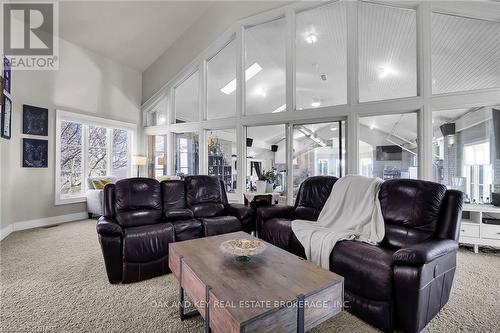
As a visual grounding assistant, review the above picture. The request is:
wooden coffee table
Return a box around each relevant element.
[168,231,343,333]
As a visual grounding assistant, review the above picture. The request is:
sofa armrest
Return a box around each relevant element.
[225,203,255,221]
[256,205,294,236]
[393,239,458,265]
[96,216,123,236]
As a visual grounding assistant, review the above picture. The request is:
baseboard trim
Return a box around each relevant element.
[0,212,88,241]
[0,224,14,241]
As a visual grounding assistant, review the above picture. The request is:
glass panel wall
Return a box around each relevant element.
[174,132,199,177]
[246,124,287,204]
[174,71,199,123]
[431,13,500,94]
[111,129,129,179]
[145,97,167,126]
[147,135,168,179]
[296,2,347,110]
[359,113,418,179]
[432,105,500,204]
[207,129,237,193]
[358,2,417,102]
[292,121,345,199]
[207,40,237,120]
[245,18,286,115]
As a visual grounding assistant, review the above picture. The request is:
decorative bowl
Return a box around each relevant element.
[220,238,266,262]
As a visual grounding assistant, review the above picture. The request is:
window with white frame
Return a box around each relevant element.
[56,111,134,204]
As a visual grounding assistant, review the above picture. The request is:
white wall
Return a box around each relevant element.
[142,1,288,103]
[0,38,142,234]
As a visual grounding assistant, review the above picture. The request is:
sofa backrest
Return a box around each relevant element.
[114,178,162,227]
[378,179,450,250]
[184,175,225,217]
[161,180,187,211]
[294,176,338,220]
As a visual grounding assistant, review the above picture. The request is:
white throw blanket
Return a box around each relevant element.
[291,175,385,269]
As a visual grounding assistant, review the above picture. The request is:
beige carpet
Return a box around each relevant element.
[1,219,499,333]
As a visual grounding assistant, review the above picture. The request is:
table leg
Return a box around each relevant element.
[297,294,305,333]
[205,285,212,333]
[179,255,199,321]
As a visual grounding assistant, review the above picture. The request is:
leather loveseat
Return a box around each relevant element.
[96,176,255,284]
[257,176,463,333]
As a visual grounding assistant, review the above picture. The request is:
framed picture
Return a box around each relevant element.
[23,105,49,136]
[1,95,12,139]
[23,138,48,168]
[3,57,11,94]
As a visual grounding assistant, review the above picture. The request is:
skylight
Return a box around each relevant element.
[220,63,262,95]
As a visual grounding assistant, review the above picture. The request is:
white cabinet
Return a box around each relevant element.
[460,204,500,253]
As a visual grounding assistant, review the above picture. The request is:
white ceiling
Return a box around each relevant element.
[59,1,212,71]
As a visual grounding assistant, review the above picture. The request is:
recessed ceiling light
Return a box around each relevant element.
[311,101,321,108]
[272,104,286,113]
[378,65,397,79]
[370,123,375,130]
[257,87,267,97]
[220,63,262,95]
[158,116,166,124]
[330,127,338,131]
[305,33,318,44]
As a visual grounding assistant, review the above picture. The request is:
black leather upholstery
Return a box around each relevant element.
[97,176,256,284]
[115,178,163,227]
[258,176,463,333]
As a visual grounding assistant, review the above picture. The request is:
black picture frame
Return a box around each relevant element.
[23,138,48,168]
[1,95,12,139]
[23,104,49,136]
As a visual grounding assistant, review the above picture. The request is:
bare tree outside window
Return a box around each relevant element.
[60,121,83,196]
[88,126,107,177]
[112,129,129,178]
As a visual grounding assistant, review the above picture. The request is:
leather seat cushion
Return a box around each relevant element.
[260,218,294,250]
[330,241,394,301]
[165,208,194,221]
[172,219,203,241]
[191,203,225,218]
[123,223,174,262]
[199,216,241,236]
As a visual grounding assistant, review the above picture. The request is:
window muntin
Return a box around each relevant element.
[245,17,286,115]
[359,113,418,179]
[207,129,237,193]
[57,115,132,203]
[207,41,237,120]
[358,2,417,102]
[174,71,199,123]
[431,13,500,94]
[296,2,347,110]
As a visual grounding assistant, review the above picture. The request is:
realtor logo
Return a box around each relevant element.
[2,1,59,70]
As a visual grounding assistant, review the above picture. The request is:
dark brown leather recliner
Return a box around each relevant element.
[96,178,174,284]
[97,176,256,284]
[184,175,256,235]
[257,176,463,333]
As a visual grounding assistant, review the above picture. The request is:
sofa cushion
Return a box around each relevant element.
[199,216,241,237]
[172,219,203,241]
[379,179,446,250]
[295,176,338,210]
[115,178,162,227]
[185,175,223,206]
[164,208,194,221]
[161,180,187,211]
[191,203,225,218]
[123,223,174,262]
[330,241,394,301]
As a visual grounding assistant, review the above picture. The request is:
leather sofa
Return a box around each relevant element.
[257,176,463,333]
[96,176,255,284]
